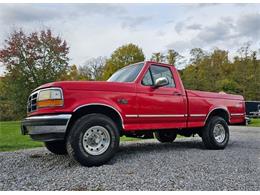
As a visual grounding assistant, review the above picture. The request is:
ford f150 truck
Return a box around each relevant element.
[21,61,245,166]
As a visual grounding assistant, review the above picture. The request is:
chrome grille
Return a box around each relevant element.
[27,92,38,112]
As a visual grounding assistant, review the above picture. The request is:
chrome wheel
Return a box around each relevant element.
[213,123,226,143]
[82,126,111,155]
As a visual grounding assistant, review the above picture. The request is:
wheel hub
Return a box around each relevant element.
[213,123,226,143]
[82,126,111,155]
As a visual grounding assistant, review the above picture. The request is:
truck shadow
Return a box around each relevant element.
[27,139,239,168]
[118,139,205,154]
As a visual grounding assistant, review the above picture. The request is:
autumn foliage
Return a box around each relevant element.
[0,29,69,120]
[0,29,259,121]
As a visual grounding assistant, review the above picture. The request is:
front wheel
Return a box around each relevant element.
[202,116,229,149]
[66,114,120,166]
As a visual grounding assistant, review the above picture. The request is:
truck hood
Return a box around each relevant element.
[33,81,135,93]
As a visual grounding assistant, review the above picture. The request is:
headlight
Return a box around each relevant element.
[37,88,63,108]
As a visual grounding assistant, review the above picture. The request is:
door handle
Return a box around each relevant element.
[173,91,182,96]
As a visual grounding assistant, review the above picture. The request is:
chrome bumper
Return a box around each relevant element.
[21,114,71,142]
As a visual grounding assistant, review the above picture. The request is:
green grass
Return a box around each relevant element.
[0,121,142,152]
[1,118,259,152]
[249,118,260,127]
[0,121,43,152]
[120,136,141,142]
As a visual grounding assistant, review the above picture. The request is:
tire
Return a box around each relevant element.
[45,141,67,155]
[202,116,229,149]
[154,131,177,143]
[66,113,120,167]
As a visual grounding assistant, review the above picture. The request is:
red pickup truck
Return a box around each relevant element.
[21,61,245,166]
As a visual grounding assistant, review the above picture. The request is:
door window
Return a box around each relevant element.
[141,69,153,86]
[142,65,175,87]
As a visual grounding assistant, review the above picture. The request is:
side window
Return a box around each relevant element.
[150,65,175,87]
[141,69,153,86]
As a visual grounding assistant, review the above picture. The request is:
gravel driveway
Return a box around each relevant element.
[0,126,259,191]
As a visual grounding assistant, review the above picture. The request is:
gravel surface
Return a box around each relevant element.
[0,126,259,191]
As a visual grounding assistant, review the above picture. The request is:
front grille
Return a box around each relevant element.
[27,92,38,112]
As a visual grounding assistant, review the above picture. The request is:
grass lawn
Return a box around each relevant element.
[2,118,258,152]
[249,118,260,127]
[0,121,43,152]
[0,121,141,152]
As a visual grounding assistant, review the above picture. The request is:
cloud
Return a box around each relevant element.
[186,24,202,30]
[198,3,221,7]
[0,4,260,75]
[0,4,125,25]
[197,20,233,43]
[0,4,62,24]
[121,15,152,30]
[236,13,260,38]
[174,16,192,34]
[169,12,260,52]
[175,21,185,34]
[71,4,125,17]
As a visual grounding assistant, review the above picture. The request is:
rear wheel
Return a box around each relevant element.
[154,131,177,143]
[45,141,67,155]
[202,116,229,149]
[66,114,120,166]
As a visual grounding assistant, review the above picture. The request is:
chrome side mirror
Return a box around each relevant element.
[154,77,169,88]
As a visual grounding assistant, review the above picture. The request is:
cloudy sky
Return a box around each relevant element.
[0,3,260,74]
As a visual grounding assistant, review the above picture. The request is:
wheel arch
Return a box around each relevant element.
[204,107,230,125]
[65,103,124,137]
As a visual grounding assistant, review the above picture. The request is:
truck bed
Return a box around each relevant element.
[186,89,245,127]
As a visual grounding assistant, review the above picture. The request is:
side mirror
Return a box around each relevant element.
[154,77,169,88]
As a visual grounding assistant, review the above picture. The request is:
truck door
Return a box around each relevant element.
[135,64,187,130]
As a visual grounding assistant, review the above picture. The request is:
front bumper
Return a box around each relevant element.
[21,114,72,142]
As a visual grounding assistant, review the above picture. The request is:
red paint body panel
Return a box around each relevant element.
[28,61,245,131]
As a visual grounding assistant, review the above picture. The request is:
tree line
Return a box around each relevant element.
[0,29,259,121]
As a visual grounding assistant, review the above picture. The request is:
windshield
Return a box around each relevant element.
[107,63,144,82]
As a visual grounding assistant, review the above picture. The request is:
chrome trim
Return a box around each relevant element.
[25,114,71,120]
[190,114,207,117]
[73,103,125,129]
[23,114,72,137]
[139,114,185,117]
[125,114,186,118]
[27,126,67,134]
[125,115,138,118]
[204,107,230,124]
[230,113,244,116]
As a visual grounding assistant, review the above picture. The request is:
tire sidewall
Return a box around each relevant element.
[68,114,119,166]
[208,117,229,148]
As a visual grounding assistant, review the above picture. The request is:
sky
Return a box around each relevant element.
[0,3,260,74]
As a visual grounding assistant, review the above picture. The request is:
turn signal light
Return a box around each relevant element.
[37,99,63,108]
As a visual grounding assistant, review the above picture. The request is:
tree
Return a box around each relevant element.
[0,29,70,119]
[181,45,260,101]
[65,64,81,80]
[0,76,15,120]
[189,48,206,64]
[102,44,145,80]
[79,56,106,81]
[166,49,182,65]
[151,52,165,63]
[251,51,260,100]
